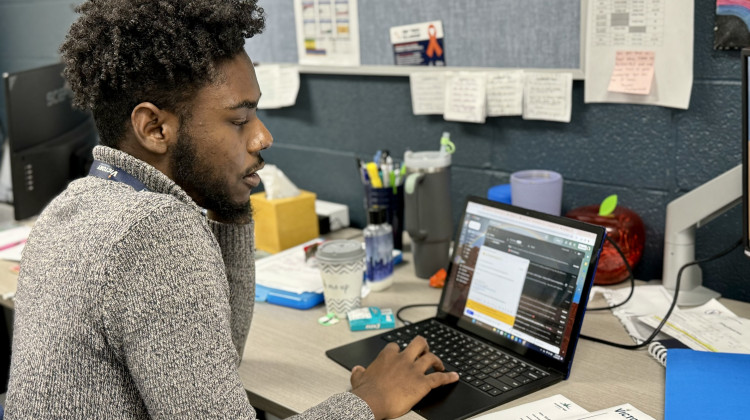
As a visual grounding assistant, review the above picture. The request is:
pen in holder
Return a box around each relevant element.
[364,184,404,251]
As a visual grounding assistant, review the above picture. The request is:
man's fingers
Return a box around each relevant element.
[414,351,446,373]
[402,335,430,360]
[380,341,401,355]
[350,365,366,387]
[426,371,460,388]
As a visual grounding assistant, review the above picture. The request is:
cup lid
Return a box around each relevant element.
[315,239,366,263]
[404,150,451,170]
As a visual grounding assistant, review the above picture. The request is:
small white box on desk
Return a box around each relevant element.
[315,200,350,232]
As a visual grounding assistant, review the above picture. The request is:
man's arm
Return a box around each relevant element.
[207,219,255,363]
[102,206,254,419]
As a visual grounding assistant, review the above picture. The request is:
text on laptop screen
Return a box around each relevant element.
[440,201,599,362]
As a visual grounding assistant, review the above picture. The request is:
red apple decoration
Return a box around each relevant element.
[565,195,645,285]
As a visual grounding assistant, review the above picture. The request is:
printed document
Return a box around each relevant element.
[584,0,693,109]
[255,239,324,294]
[472,394,655,420]
[639,301,750,353]
[294,0,360,66]
[472,394,587,419]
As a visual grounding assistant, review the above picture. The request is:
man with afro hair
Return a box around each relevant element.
[3,1,457,419]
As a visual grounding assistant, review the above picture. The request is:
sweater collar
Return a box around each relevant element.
[92,145,202,213]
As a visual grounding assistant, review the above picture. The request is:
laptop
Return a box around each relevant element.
[326,196,606,420]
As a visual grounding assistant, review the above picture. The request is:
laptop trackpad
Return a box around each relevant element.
[414,380,491,420]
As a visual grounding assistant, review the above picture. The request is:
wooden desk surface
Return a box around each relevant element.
[240,258,750,420]
[3,231,750,419]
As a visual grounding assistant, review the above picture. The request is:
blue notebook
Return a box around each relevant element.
[665,349,750,419]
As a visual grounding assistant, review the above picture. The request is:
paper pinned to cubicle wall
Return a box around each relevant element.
[486,70,524,117]
[523,72,572,123]
[255,65,301,109]
[443,72,487,124]
[607,51,655,95]
[584,0,693,109]
[409,72,449,115]
[294,0,361,66]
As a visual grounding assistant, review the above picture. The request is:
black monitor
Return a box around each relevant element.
[3,62,99,220]
[744,48,750,257]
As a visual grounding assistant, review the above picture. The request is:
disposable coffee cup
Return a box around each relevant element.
[315,239,366,318]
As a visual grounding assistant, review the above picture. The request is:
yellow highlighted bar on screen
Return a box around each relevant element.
[466,299,515,325]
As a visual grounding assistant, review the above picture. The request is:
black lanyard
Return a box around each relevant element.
[88,160,149,192]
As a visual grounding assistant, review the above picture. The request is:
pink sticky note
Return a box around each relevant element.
[607,51,655,95]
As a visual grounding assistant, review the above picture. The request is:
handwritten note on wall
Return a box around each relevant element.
[607,51,655,95]
[255,65,301,109]
[408,70,574,123]
[523,72,573,123]
[443,72,487,124]
[486,70,524,117]
[409,72,449,115]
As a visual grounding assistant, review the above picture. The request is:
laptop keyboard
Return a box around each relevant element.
[381,320,549,396]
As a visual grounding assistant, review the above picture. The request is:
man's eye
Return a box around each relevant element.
[233,120,249,126]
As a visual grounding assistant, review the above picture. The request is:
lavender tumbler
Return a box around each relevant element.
[510,170,563,216]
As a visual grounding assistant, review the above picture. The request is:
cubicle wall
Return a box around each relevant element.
[245,0,584,74]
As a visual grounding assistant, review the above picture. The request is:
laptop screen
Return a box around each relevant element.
[440,198,602,363]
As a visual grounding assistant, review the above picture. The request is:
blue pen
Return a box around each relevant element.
[373,150,382,166]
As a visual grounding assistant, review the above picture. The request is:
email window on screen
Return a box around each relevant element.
[460,224,588,357]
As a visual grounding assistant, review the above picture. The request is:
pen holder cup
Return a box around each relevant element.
[364,185,404,250]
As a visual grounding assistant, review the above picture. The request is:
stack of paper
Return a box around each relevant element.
[255,239,324,294]
[0,225,31,262]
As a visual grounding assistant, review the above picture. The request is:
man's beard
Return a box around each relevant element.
[171,127,255,224]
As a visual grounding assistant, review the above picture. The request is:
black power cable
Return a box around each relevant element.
[397,237,742,353]
[395,236,640,324]
[396,304,438,325]
[586,236,636,311]
[580,238,742,350]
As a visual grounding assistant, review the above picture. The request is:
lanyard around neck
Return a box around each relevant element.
[88,160,150,192]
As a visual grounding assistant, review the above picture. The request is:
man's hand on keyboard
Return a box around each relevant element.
[349,335,460,420]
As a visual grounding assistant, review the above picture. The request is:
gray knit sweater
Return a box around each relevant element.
[5,146,373,420]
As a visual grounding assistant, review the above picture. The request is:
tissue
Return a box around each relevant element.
[257,164,300,200]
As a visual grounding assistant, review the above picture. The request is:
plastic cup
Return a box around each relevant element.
[510,170,563,216]
[315,240,366,318]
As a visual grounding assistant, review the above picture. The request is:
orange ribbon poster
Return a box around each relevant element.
[390,20,445,66]
[425,24,443,58]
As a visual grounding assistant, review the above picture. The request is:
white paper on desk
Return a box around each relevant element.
[409,72,448,115]
[254,65,300,109]
[584,0,693,109]
[0,242,24,262]
[0,225,31,248]
[255,239,324,294]
[601,284,674,342]
[443,72,487,123]
[559,403,655,420]
[486,70,524,117]
[638,299,750,353]
[472,394,587,419]
[522,72,572,123]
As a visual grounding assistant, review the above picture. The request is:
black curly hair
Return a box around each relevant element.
[59,0,265,147]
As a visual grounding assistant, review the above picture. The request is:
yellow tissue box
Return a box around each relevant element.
[250,190,320,254]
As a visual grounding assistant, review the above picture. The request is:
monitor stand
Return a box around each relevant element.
[661,165,741,306]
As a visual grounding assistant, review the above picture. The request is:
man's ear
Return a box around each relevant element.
[130,102,179,155]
